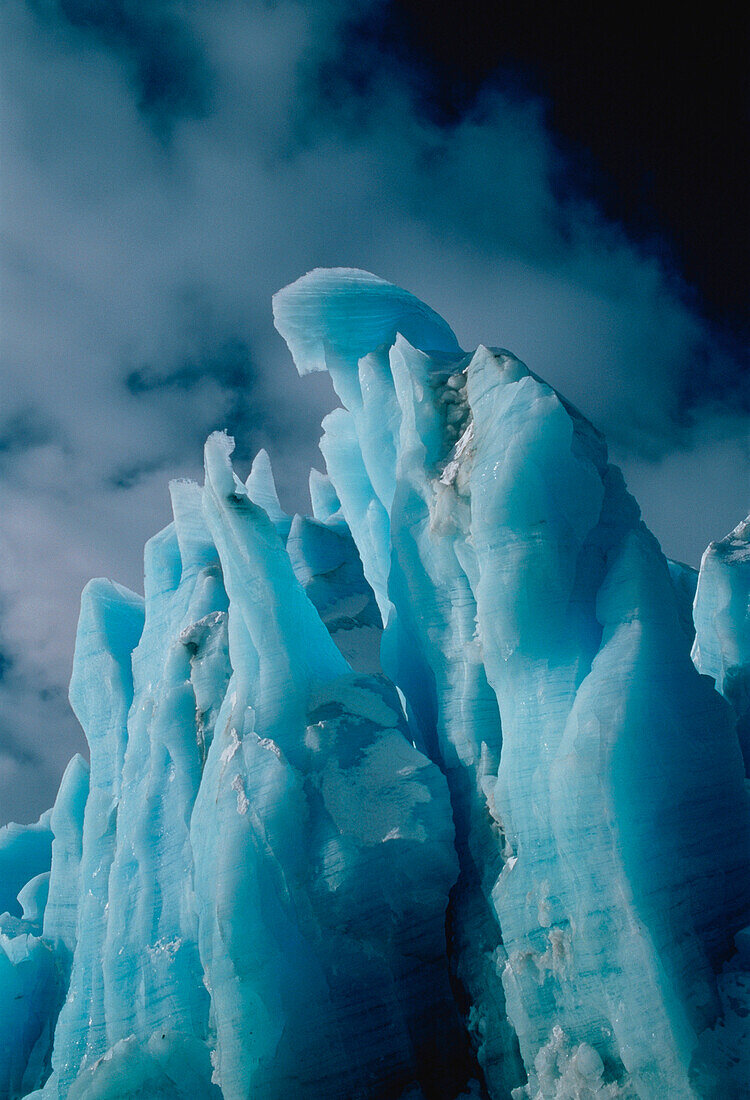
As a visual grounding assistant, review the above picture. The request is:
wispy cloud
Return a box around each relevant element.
[0,0,746,821]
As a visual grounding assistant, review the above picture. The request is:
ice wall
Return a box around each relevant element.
[1,269,748,1099]
[274,269,750,1098]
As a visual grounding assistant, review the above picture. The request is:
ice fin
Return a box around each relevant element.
[692,515,750,775]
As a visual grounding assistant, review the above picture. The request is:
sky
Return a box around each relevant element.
[0,0,747,824]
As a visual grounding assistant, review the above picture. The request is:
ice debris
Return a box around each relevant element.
[1,268,748,1099]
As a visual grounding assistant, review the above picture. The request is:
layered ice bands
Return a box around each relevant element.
[2,269,749,1099]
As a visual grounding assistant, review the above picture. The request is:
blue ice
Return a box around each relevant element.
[1,269,747,1099]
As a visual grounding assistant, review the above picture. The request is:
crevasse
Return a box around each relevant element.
[1,269,748,1100]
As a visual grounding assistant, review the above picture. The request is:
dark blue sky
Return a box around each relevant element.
[0,0,747,822]
[388,0,749,329]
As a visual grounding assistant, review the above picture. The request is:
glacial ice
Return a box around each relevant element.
[692,518,750,778]
[1,268,748,1099]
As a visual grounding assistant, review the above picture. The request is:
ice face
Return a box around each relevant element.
[274,269,750,1098]
[0,811,53,922]
[1,270,748,1099]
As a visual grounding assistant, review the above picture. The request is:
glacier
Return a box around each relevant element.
[1,268,748,1099]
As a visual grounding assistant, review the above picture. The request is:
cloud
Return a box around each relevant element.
[0,0,746,821]
[29,0,213,128]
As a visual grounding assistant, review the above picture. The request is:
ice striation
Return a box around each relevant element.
[1,269,749,1099]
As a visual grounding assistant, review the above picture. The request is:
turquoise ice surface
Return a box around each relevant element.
[1,270,748,1099]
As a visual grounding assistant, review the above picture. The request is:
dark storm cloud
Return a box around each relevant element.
[29,0,213,127]
[125,341,252,397]
[107,457,167,491]
[0,651,13,684]
[0,0,747,822]
[118,335,264,478]
[0,719,38,769]
[0,408,60,460]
